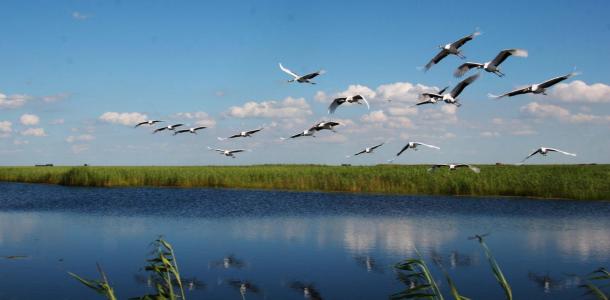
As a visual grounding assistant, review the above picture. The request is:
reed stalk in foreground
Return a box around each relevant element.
[68,263,117,300]
[579,267,610,300]
[470,234,512,300]
[392,249,444,300]
[68,238,186,300]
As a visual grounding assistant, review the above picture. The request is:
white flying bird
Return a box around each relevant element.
[134,120,163,128]
[328,95,369,114]
[279,63,325,84]
[454,48,528,77]
[425,31,481,71]
[153,123,184,133]
[218,128,263,140]
[207,147,248,158]
[347,143,384,158]
[281,129,316,140]
[415,74,479,107]
[489,72,578,99]
[412,86,449,107]
[428,164,480,173]
[173,126,207,135]
[521,147,576,163]
[388,142,440,163]
[310,121,340,132]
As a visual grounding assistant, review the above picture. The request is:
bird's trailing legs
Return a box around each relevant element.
[494,70,506,77]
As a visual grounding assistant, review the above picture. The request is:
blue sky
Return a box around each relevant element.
[1,0,610,165]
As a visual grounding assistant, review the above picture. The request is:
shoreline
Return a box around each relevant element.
[0,165,608,200]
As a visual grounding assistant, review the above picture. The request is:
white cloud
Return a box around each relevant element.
[71,144,89,154]
[21,128,47,137]
[338,84,377,100]
[521,102,610,124]
[0,93,30,109]
[550,80,610,103]
[376,82,436,104]
[226,97,311,119]
[72,11,90,20]
[99,112,148,126]
[360,110,414,129]
[172,111,216,127]
[41,92,70,103]
[20,114,40,126]
[50,118,65,125]
[481,131,500,138]
[65,134,95,143]
[520,102,570,119]
[314,91,328,103]
[361,110,388,123]
[13,139,29,145]
[0,121,12,138]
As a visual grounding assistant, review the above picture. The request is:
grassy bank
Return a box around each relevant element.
[0,165,609,200]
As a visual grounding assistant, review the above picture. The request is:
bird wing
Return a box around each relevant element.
[229,149,246,154]
[451,31,481,49]
[290,132,303,138]
[153,127,167,133]
[413,99,434,107]
[454,62,483,78]
[194,126,207,131]
[396,144,410,156]
[278,63,299,79]
[327,121,340,126]
[438,86,449,95]
[353,149,367,156]
[416,142,440,149]
[171,124,184,128]
[489,86,530,99]
[521,149,542,162]
[538,72,577,88]
[174,129,188,135]
[370,143,384,150]
[490,49,528,67]
[359,96,370,110]
[246,128,262,135]
[451,73,479,98]
[546,148,576,156]
[420,92,443,100]
[134,121,147,128]
[425,50,449,71]
[328,98,346,114]
[300,71,321,80]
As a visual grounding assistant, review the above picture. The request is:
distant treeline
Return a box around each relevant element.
[0,165,608,200]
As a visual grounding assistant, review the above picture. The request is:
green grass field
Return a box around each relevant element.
[0,164,609,200]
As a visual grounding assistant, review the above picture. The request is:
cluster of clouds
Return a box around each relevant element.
[0,93,30,109]
[520,102,610,124]
[550,81,610,103]
[171,111,216,127]
[99,112,149,126]
[226,97,312,121]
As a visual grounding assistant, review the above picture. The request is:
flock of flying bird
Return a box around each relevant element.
[133,31,580,171]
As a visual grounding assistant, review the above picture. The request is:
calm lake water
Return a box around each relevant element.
[0,182,609,299]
